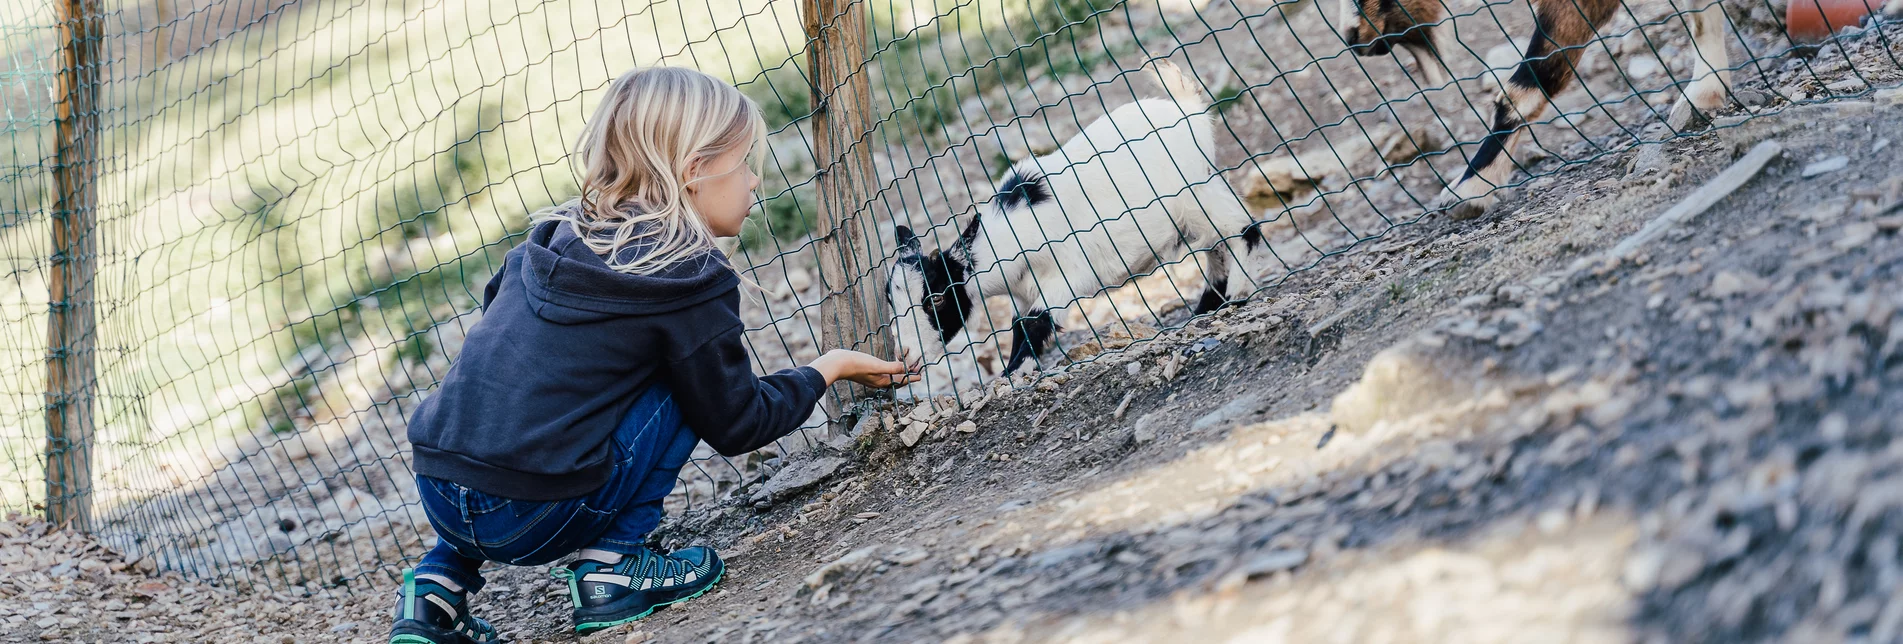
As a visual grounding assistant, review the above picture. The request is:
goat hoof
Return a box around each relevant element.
[1434,188,1490,221]
[1667,98,1712,134]
[1447,200,1489,221]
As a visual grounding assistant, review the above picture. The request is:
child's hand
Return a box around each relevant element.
[810,349,922,388]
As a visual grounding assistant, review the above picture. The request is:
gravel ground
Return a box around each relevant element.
[9,25,1902,644]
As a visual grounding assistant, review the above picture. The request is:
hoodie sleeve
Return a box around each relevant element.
[663,322,830,457]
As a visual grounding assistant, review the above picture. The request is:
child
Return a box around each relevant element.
[389,66,919,644]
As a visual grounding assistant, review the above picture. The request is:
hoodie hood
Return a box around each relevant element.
[516,218,740,323]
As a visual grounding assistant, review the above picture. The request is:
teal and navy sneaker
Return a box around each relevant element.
[389,569,499,644]
[550,546,726,634]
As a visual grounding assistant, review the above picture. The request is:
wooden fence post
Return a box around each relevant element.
[804,0,891,414]
[46,0,100,529]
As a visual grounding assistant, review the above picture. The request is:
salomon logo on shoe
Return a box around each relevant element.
[549,545,726,634]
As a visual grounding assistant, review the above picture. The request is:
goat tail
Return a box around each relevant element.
[1150,59,1206,114]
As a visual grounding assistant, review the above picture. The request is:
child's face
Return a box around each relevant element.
[686,144,760,238]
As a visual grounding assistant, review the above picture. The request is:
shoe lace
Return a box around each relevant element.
[630,548,689,580]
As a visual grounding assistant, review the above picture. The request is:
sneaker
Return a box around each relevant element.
[389,569,499,644]
[549,546,726,634]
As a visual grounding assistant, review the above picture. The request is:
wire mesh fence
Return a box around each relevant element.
[1,0,1897,593]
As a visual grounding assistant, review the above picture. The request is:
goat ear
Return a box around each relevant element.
[957,214,982,245]
[950,214,982,262]
[894,225,921,256]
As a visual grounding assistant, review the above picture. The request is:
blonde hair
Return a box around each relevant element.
[535,66,768,276]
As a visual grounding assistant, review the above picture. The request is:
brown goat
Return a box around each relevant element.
[1340,0,1733,218]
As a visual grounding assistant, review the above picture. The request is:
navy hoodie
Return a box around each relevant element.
[407,217,828,501]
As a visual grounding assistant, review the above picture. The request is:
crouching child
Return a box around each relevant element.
[390,66,919,643]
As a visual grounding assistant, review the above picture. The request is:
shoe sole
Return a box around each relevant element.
[391,623,492,644]
[573,566,726,634]
[391,632,487,644]
[391,635,471,644]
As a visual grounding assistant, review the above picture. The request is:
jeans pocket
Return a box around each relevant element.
[466,495,558,554]
[502,502,615,567]
[461,488,514,517]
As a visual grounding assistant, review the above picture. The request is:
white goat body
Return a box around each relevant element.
[889,61,1262,376]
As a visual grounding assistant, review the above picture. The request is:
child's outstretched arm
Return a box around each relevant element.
[664,327,919,457]
[810,349,919,389]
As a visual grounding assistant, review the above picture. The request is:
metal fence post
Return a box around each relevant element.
[804,0,892,412]
[46,0,100,529]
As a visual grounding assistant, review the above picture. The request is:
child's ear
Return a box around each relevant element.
[685,151,724,189]
[682,157,706,191]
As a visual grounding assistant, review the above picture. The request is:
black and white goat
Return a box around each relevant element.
[1339,0,1734,218]
[887,61,1264,377]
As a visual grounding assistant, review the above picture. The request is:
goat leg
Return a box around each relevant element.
[1438,0,1612,220]
[1667,0,1733,132]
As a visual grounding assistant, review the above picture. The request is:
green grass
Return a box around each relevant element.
[1213,82,1251,115]
[869,0,1112,149]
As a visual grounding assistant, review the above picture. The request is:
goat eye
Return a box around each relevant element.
[929,293,945,307]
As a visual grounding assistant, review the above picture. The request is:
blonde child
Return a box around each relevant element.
[390,66,917,644]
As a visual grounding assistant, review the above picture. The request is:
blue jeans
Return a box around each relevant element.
[413,382,698,594]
